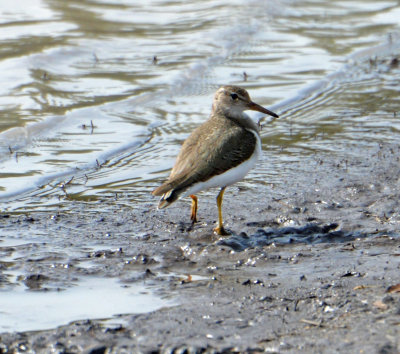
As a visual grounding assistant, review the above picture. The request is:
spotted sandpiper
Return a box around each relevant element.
[152,85,279,235]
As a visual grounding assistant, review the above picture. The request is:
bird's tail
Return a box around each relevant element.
[152,187,179,209]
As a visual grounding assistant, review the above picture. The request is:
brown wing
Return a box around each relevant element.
[152,117,256,197]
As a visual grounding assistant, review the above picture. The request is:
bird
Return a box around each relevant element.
[152,85,279,235]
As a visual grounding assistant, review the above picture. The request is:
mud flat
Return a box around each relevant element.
[0,143,400,353]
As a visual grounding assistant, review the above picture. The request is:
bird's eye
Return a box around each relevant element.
[230,93,239,100]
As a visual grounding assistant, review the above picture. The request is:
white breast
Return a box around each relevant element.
[181,129,262,198]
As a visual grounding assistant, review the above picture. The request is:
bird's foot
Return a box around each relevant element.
[214,226,230,236]
[186,217,197,232]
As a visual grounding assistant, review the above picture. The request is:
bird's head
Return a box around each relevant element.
[212,85,279,119]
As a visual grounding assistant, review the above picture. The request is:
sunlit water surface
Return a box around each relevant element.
[0,0,400,332]
[1,0,399,212]
[0,275,173,332]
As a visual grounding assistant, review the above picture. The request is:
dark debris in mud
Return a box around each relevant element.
[217,222,370,251]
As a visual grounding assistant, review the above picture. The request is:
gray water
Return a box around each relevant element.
[1,0,399,212]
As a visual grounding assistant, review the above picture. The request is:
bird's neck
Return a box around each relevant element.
[212,106,259,134]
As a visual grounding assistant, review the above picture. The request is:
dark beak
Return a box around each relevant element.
[248,101,279,118]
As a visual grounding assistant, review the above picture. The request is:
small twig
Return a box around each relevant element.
[59,183,68,196]
[42,71,50,81]
[65,176,74,185]
[93,52,99,63]
[300,319,323,327]
[58,176,75,197]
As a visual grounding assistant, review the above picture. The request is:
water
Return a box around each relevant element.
[0,226,180,333]
[0,0,400,332]
[0,0,399,212]
[0,276,172,332]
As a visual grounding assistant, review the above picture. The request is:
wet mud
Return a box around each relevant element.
[1,143,400,353]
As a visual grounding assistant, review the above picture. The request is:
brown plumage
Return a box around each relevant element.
[152,85,279,235]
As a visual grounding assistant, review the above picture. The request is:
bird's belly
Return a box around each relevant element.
[182,132,262,198]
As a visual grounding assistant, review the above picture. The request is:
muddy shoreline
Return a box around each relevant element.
[0,143,400,353]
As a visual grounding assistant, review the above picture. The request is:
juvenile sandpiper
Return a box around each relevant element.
[152,85,279,235]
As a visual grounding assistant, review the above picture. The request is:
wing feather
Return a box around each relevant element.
[152,117,256,201]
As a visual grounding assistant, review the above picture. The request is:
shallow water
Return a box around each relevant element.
[0,0,399,212]
[1,0,400,333]
[0,276,172,332]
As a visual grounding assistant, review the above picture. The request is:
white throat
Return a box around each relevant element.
[224,107,249,120]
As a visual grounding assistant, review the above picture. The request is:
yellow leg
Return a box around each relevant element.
[190,195,198,224]
[214,187,229,235]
